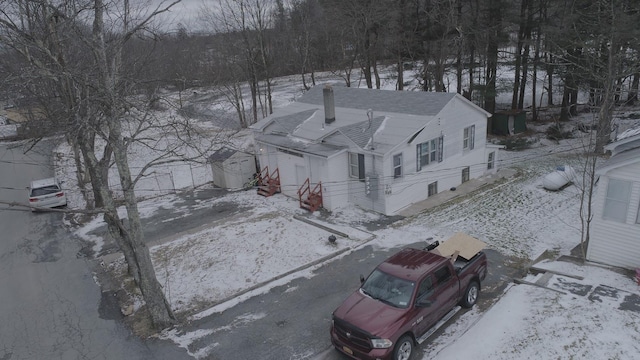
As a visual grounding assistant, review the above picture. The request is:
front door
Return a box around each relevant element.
[295,165,306,187]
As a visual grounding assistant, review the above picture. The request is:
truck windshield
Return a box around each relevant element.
[361,269,415,308]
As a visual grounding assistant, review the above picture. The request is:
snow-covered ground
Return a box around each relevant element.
[58,67,640,359]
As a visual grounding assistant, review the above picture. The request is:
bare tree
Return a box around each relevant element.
[201,0,277,126]
[0,0,219,330]
[321,0,390,89]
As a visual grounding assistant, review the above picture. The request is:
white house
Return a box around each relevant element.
[250,84,498,215]
[586,127,640,269]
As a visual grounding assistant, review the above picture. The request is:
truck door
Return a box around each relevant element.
[413,275,439,336]
[432,265,459,319]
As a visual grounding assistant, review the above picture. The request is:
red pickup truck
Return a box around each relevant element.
[330,234,488,360]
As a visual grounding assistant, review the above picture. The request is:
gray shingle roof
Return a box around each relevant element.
[297,84,456,116]
[338,116,385,148]
[254,133,346,158]
[251,85,484,156]
[266,109,318,135]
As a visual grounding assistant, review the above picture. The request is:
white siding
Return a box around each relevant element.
[382,97,488,215]
[314,155,350,211]
[586,163,640,269]
[346,153,386,213]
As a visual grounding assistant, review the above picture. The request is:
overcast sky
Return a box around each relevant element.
[142,0,208,33]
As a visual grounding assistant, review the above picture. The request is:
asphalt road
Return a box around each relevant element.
[0,141,189,360]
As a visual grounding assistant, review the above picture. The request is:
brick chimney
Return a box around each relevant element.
[323,84,335,124]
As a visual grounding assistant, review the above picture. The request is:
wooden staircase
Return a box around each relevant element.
[256,166,281,197]
[298,178,323,212]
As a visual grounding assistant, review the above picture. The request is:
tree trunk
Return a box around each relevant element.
[93,0,175,330]
[512,0,527,109]
[362,60,373,89]
[484,1,500,114]
[468,45,475,100]
[546,52,554,106]
[560,84,571,121]
[579,151,599,260]
[456,0,463,95]
[110,117,176,328]
[627,72,638,105]
[397,57,404,91]
[531,20,541,121]
[595,57,616,153]
[485,39,498,114]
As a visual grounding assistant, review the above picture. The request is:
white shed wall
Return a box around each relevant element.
[586,163,640,269]
[211,152,255,189]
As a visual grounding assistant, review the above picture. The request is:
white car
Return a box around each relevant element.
[28,177,67,210]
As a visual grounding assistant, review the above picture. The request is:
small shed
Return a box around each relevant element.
[491,110,527,135]
[208,147,257,189]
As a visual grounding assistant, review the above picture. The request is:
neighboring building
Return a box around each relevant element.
[586,127,640,269]
[250,84,497,216]
[490,110,527,135]
[208,147,257,189]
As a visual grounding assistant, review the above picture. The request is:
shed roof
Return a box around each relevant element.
[208,147,238,163]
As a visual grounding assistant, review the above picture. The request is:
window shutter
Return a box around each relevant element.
[416,145,421,171]
[470,125,475,150]
[438,135,444,162]
[358,153,365,180]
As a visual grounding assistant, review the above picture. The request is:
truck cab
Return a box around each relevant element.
[330,233,488,360]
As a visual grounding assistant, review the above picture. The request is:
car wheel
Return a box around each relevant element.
[460,281,480,308]
[393,335,413,360]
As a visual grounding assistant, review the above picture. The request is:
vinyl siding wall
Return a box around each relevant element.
[586,163,640,269]
[256,142,351,211]
[382,98,488,215]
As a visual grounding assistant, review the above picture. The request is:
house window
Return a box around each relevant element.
[603,178,631,223]
[428,181,438,196]
[416,136,444,171]
[487,151,495,170]
[349,153,365,181]
[463,125,475,150]
[462,167,470,183]
[393,153,403,179]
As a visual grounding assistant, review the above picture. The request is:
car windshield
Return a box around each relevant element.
[31,185,61,197]
[360,269,415,308]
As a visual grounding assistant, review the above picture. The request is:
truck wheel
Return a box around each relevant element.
[460,281,479,308]
[393,335,413,360]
